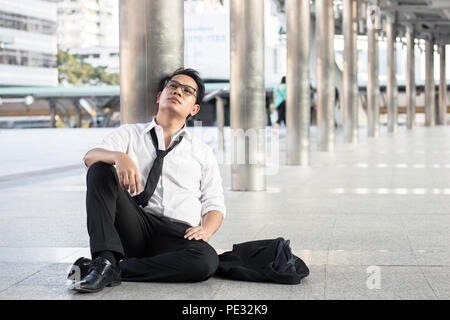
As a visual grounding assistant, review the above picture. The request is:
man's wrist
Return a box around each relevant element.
[112,151,124,164]
[203,226,212,237]
[202,228,212,241]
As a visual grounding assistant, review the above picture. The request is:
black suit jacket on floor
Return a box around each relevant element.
[214,237,310,284]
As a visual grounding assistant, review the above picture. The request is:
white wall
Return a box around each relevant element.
[0,0,56,21]
[184,0,286,85]
[0,65,58,86]
[184,13,229,79]
[0,27,57,55]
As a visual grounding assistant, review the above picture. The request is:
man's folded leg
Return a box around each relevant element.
[72,161,153,292]
[119,239,219,283]
[76,161,218,287]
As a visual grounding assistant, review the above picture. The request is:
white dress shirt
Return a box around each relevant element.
[83,118,226,227]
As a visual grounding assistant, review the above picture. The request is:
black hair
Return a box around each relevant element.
[159,68,205,105]
[281,76,286,84]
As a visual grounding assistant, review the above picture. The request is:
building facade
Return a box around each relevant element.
[0,0,58,86]
[69,46,119,74]
[55,0,118,50]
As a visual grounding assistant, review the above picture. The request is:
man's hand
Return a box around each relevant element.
[184,211,224,243]
[114,153,141,195]
[184,226,212,242]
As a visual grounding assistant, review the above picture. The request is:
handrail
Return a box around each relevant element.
[202,88,227,103]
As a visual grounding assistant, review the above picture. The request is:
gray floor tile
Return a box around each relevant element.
[420,267,450,299]
[2,126,450,299]
[0,284,109,300]
[325,266,437,300]
[415,250,450,266]
[0,262,49,293]
[101,280,222,300]
[327,250,417,266]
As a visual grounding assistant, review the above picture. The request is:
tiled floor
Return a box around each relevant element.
[1,125,450,299]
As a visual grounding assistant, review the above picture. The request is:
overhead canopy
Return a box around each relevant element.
[273,0,450,44]
[381,0,450,44]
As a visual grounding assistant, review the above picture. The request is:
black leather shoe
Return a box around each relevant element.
[71,256,121,293]
[67,257,92,285]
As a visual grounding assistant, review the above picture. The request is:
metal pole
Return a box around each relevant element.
[386,14,397,133]
[351,1,359,143]
[425,38,435,126]
[119,0,184,124]
[438,45,447,125]
[316,0,335,151]
[49,100,56,128]
[375,28,380,135]
[343,0,358,144]
[74,101,82,128]
[215,96,225,152]
[230,0,266,191]
[406,26,415,130]
[287,0,310,165]
[367,12,379,137]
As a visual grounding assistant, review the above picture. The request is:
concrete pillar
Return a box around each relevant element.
[230,0,266,191]
[316,0,335,151]
[438,45,447,125]
[119,0,184,124]
[386,15,397,133]
[406,26,416,130]
[343,0,358,144]
[425,38,435,126]
[367,10,379,137]
[286,0,310,165]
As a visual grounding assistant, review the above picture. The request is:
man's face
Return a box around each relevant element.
[157,74,200,119]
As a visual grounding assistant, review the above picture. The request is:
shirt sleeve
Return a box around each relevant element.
[199,146,227,219]
[81,125,132,170]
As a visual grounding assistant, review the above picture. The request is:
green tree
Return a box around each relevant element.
[57,50,119,85]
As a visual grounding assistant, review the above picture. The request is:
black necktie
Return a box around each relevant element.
[133,127,183,207]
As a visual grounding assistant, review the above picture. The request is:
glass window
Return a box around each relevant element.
[0,11,56,35]
[0,48,56,68]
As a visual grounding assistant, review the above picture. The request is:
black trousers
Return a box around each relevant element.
[85,161,219,282]
[276,101,286,125]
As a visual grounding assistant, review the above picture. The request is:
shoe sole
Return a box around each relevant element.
[72,281,121,293]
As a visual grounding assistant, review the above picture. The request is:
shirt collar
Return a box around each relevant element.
[142,116,192,141]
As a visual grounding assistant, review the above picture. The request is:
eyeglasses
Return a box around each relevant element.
[164,79,197,98]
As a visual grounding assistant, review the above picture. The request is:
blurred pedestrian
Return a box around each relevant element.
[273,76,286,129]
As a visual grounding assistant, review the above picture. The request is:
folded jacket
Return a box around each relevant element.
[215,237,309,284]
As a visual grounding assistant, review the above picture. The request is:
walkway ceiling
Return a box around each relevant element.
[274,0,450,44]
[381,0,450,44]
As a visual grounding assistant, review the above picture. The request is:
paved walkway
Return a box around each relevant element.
[1,124,450,299]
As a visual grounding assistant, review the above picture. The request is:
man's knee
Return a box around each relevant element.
[187,244,219,281]
[86,161,117,185]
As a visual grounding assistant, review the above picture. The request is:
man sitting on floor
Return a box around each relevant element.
[69,68,226,293]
